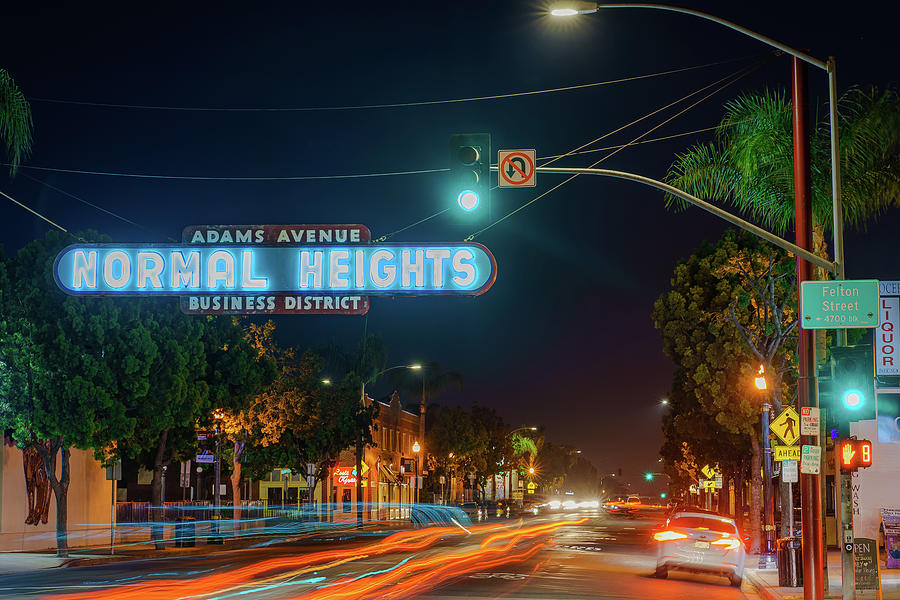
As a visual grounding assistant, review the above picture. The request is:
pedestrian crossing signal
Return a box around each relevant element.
[839,439,873,472]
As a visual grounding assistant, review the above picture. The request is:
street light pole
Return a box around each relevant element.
[756,366,777,559]
[358,363,422,527]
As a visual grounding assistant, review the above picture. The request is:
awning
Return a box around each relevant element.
[379,464,402,485]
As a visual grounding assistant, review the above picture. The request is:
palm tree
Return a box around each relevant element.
[1,68,33,176]
[665,85,899,280]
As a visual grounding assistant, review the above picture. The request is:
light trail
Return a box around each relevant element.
[43,519,585,600]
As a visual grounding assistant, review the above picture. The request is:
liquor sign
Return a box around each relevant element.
[333,466,357,486]
[53,223,497,316]
[876,296,900,375]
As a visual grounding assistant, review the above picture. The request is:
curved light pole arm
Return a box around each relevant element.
[490,165,836,274]
[593,3,826,69]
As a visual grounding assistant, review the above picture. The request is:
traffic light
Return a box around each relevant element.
[826,345,876,434]
[644,472,654,481]
[838,438,874,472]
[449,133,490,212]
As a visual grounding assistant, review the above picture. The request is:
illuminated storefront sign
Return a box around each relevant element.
[333,466,358,486]
[55,244,496,295]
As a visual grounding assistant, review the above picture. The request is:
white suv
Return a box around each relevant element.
[653,510,746,587]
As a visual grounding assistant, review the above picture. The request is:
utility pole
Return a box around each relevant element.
[792,56,825,600]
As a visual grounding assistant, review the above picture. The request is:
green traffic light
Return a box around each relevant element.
[458,190,479,211]
[660,493,667,499]
[644,472,653,481]
[843,389,864,410]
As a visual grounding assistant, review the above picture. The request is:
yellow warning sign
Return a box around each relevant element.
[774,445,802,461]
[770,407,801,446]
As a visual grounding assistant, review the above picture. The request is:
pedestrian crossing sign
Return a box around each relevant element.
[770,407,801,446]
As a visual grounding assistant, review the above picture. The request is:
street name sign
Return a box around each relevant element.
[782,460,798,483]
[498,150,536,187]
[774,445,802,461]
[800,407,820,436]
[800,279,880,329]
[770,407,801,446]
[801,444,821,474]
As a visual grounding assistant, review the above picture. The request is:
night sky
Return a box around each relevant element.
[2,1,896,493]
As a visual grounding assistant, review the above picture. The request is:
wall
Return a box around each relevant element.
[0,444,112,552]
[849,420,900,539]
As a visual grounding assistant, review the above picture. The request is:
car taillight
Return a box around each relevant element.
[654,530,688,542]
[712,536,741,550]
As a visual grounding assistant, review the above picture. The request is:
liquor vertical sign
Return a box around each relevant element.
[876,281,900,375]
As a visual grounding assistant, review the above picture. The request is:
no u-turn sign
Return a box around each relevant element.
[498,149,536,187]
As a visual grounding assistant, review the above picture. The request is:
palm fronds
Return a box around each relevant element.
[0,69,33,176]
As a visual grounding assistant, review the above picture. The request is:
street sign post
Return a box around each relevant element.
[800,279,880,329]
[770,407,801,446]
[498,150,536,187]
[801,407,821,436]
[774,446,802,461]
[801,444,821,474]
[783,460,799,483]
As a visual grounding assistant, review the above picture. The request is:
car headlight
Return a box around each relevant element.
[549,500,561,509]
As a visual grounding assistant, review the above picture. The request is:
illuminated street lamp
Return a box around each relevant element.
[756,365,776,558]
[321,378,332,385]
[412,441,421,504]
[210,408,226,544]
[358,363,423,527]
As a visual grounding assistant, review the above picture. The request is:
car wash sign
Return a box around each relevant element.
[53,224,497,315]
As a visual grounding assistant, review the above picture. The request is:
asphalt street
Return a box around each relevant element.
[0,510,761,600]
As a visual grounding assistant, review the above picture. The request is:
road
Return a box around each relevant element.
[0,509,760,600]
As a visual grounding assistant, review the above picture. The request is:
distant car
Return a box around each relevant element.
[653,510,746,587]
[458,502,484,521]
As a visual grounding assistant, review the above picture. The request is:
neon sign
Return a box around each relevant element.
[54,243,497,296]
[333,466,358,486]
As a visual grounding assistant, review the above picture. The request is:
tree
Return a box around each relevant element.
[119,305,272,547]
[666,86,900,264]
[0,231,154,556]
[652,229,799,551]
[469,405,510,501]
[0,68,33,176]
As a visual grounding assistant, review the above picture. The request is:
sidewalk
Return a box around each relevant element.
[745,551,900,600]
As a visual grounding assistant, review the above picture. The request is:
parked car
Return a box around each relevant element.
[653,509,746,587]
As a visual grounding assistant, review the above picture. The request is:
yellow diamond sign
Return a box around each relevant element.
[770,407,801,446]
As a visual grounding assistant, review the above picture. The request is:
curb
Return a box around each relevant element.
[744,569,783,600]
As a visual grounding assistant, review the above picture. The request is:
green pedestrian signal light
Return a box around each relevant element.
[450,133,490,212]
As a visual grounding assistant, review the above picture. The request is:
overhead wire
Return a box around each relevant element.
[1,125,724,184]
[21,173,163,236]
[28,55,761,113]
[0,188,71,235]
[463,58,767,241]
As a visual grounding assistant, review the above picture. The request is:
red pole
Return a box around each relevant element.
[792,56,825,600]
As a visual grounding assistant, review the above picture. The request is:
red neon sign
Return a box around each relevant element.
[333,466,357,486]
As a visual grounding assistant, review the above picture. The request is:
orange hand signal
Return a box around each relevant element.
[842,442,856,464]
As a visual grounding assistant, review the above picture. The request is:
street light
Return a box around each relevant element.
[210,408,225,544]
[756,365,776,560]
[357,363,423,527]
[321,378,331,385]
[412,441,421,505]
[548,7,838,597]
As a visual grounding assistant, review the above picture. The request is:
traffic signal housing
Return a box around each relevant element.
[838,438,873,473]
[449,133,490,212]
[825,345,876,435]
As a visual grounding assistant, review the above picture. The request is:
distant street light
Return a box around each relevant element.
[412,441,421,504]
[357,362,423,527]
[660,398,669,406]
[321,378,331,385]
